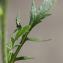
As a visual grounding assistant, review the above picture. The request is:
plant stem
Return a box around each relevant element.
[10,27,32,63]
[10,33,28,63]
[0,0,8,63]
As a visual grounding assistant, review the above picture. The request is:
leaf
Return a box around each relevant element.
[7,43,13,62]
[31,13,51,28]
[15,25,30,41]
[39,0,55,13]
[15,56,33,61]
[35,0,54,23]
[29,0,54,28]
[27,37,52,42]
[12,44,21,49]
[33,0,55,26]
[11,37,15,46]
[40,13,52,19]
[27,37,40,42]
[29,0,37,25]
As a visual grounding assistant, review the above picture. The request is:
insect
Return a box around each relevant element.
[16,16,22,29]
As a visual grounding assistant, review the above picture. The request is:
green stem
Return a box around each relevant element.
[10,33,28,63]
[0,0,8,63]
[10,27,32,63]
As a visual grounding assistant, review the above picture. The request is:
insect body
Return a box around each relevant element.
[16,16,21,29]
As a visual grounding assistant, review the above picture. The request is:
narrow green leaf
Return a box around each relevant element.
[27,37,40,42]
[31,0,36,17]
[12,44,21,49]
[29,0,54,28]
[29,0,37,25]
[11,37,15,46]
[40,13,52,19]
[39,0,55,13]
[15,56,33,61]
[27,37,52,42]
[15,25,30,41]
[33,0,55,26]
